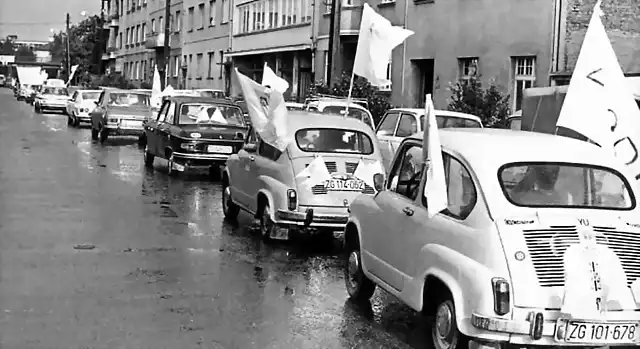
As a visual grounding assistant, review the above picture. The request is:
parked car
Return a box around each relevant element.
[344,127,640,349]
[66,89,102,126]
[34,86,70,114]
[17,84,34,101]
[304,94,369,110]
[306,99,376,130]
[376,108,482,171]
[285,102,306,111]
[90,89,152,144]
[222,111,384,242]
[26,85,42,104]
[194,89,227,99]
[143,96,248,178]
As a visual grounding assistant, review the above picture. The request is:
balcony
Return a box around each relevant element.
[101,52,117,61]
[108,14,119,27]
[145,32,168,48]
[340,6,362,36]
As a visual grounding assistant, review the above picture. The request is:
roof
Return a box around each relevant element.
[76,89,102,93]
[313,100,369,111]
[286,110,377,133]
[164,95,239,106]
[388,108,482,122]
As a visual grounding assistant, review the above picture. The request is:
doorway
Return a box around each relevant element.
[412,59,434,108]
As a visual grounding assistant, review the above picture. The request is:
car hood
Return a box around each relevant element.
[178,124,247,140]
[107,105,152,117]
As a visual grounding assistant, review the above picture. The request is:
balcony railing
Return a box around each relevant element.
[145,32,168,48]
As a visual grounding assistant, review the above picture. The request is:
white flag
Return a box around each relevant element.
[151,65,162,108]
[556,0,640,181]
[353,159,383,189]
[262,63,289,94]
[296,156,332,188]
[353,3,414,87]
[66,64,79,86]
[422,94,448,217]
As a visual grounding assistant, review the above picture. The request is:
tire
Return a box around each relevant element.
[222,184,240,220]
[430,297,468,349]
[91,126,99,141]
[143,144,155,168]
[209,165,222,181]
[345,240,376,301]
[67,114,73,125]
[73,117,80,127]
[99,127,108,144]
[138,134,146,147]
[259,203,275,242]
[35,104,41,114]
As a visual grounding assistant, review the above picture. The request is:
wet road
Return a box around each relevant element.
[0,88,429,349]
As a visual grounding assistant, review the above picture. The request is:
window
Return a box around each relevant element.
[325,0,332,13]
[188,7,194,30]
[175,11,181,32]
[221,0,229,23]
[323,51,329,82]
[173,56,179,76]
[388,143,423,200]
[188,54,193,78]
[379,57,392,91]
[165,102,176,124]
[150,58,154,73]
[136,25,141,43]
[134,61,139,79]
[295,128,374,154]
[159,16,164,32]
[376,112,400,136]
[442,154,477,219]
[395,113,418,137]
[512,56,536,112]
[199,3,206,29]
[142,60,147,80]
[207,52,215,78]
[458,57,478,80]
[157,101,170,121]
[380,0,395,3]
[219,50,224,78]
[151,18,156,33]
[141,23,146,41]
[235,0,311,34]
[209,0,217,26]
[118,32,123,48]
[196,53,203,78]
[178,103,245,126]
[125,28,130,44]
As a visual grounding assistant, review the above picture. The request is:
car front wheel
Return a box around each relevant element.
[431,298,467,349]
[344,240,376,301]
[259,204,275,242]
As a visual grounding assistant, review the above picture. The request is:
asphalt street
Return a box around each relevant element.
[0,88,429,349]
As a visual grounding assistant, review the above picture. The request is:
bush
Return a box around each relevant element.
[446,76,511,128]
[309,72,392,125]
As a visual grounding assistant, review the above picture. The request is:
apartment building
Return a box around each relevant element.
[181,0,232,92]
[228,0,316,100]
[146,0,184,88]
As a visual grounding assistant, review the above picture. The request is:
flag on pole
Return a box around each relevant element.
[353,3,414,87]
[556,0,640,181]
[66,65,79,86]
[422,94,448,217]
[151,65,162,108]
[262,63,289,94]
[234,68,291,151]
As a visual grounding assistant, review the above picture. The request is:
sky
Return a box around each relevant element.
[0,0,102,42]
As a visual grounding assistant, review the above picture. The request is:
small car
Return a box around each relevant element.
[90,89,152,143]
[222,111,384,242]
[143,96,248,178]
[34,86,70,113]
[66,89,102,126]
[306,99,375,130]
[376,108,483,171]
[26,85,42,104]
[344,127,640,349]
[17,84,35,101]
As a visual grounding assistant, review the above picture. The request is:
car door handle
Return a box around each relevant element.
[402,207,414,216]
[249,156,255,161]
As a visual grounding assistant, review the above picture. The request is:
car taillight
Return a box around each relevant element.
[492,278,510,315]
[287,189,297,210]
[180,143,196,151]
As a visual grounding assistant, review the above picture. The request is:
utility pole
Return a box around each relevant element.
[66,13,71,81]
[326,0,337,86]
[161,0,171,90]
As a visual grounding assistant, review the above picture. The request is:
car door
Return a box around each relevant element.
[375,112,401,172]
[233,128,258,210]
[90,92,106,129]
[145,101,168,157]
[155,101,176,158]
[391,113,419,151]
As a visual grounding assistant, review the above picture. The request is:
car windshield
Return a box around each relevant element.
[295,128,374,154]
[42,87,68,95]
[82,92,101,100]
[499,162,634,209]
[321,106,374,128]
[107,93,150,107]
[198,90,226,99]
[421,115,482,129]
[178,103,245,126]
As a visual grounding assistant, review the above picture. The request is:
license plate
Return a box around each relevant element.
[121,120,142,127]
[563,320,638,344]
[325,179,365,191]
[207,145,232,153]
[270,227,289,240]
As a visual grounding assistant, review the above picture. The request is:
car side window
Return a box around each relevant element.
[257,138,282,161]
[245,127,258,144]
[395,113,418,138]
[387,143,424,201]
[157,101,170,122]
[97,92,105,106]
[376,112,400,137]
[164,102,176,124]
[72,91,79,101]
[441,153,477,220]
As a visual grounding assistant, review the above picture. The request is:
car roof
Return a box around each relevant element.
[286,110,376,131]
[314,100,369,110]
[165,95,239,106]
[388,108,482,122]
[77,89,102,93]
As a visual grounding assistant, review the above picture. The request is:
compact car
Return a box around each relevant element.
[90,89,152,143]
[344,128,640,349]
[143,96,248,178]
[66,89,102,126]
[25,85,42,104]
[306,99,376,130]
[222,111,384,242]
[34,86,70,113]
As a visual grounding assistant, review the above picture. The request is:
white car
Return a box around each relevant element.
[67,89,102,127]
[306,99,375,130]
[194,89,226,99]
[345,128,640,349]
[376,108,482,171]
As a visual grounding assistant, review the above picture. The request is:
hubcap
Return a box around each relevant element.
[222,186,230,213]
[434,302,454,348]
[346,251,360,292]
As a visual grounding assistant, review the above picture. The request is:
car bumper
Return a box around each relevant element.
[40,103,67,109]
[75,114,91,122]
[275,208,349,229]
[471,311,640,346]
[170,151,230,169]
[104,124,145,136]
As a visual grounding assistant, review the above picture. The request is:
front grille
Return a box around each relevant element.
[523,226,640,287]
[311,184,375,195]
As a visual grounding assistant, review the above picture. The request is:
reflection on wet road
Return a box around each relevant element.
[0,89,429,348]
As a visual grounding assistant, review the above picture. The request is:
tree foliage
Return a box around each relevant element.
[86,72,137,89]
[14,46,36,62]
[0,38,15,55]
[49,15,104,80]
[309,72,392,124]
[446,76,511,128]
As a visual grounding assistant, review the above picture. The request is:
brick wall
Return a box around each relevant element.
[563,0,640,73]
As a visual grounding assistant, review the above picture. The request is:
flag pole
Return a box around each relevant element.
[345,70,356,116]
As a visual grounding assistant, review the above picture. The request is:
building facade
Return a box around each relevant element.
[181,0,232,92]
[146,0,184,88]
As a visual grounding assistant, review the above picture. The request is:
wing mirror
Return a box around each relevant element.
[373,173,385,192]
[243,143,257,153]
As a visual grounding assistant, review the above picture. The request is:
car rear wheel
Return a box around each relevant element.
[143,144,155,168]
[259,204,275,242]
[345,240,376,301]
[67,113,73,125]
[431,298,466,349]
[222,185,240,220]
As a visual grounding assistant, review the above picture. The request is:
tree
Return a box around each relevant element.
[0,39,15,55]
[446,76,511,128]
[14,45,36,62]
[309,72,392,124]
[49,15,104,80]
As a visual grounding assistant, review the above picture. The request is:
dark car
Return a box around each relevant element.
[26,85,42,104]
[143,96,248,179]
[90,89,152,144]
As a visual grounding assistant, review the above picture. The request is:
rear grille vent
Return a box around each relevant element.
[522,226,640,287]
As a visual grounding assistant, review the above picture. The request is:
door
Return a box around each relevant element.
[298,69,312,101]
[146,101,169,157]
[375,112,401,172]
[155,101,176,158]
[233,128,258,209]
[412,59,435,108]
